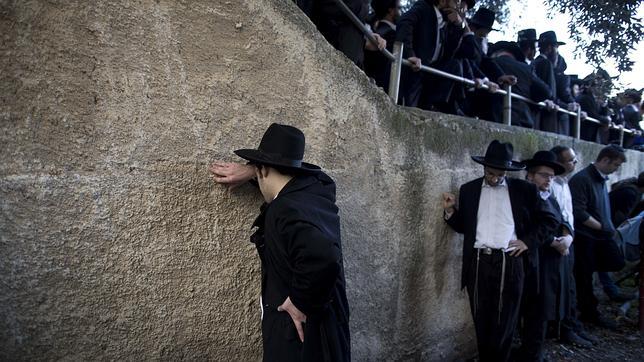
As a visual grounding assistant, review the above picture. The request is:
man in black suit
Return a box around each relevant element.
[442,141,558,362]
[554,55,580,136]
[520,151,572,361]
[297,0,371,68]
[576,76,612,143]
[488,41,551,128]
[364,0,401,91]
[620,89,643,148]
[532,31,578,134]
[210,124,351,361]
[396,0,467,111]
[569,145,627,330]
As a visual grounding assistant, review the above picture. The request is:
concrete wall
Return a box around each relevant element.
[1,0,641,360]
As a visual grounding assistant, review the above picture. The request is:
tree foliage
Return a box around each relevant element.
[399,0,642,73]
[544,0,642,73]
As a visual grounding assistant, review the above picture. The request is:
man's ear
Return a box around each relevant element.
[261,165,270,178]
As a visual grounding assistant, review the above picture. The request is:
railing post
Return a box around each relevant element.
[388,42,403,103]
[574,108,581,140]
[503,84,512,126]
[619,125,625,147]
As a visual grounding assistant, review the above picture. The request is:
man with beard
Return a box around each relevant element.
[519,150,572,361]
[442,140,557,361]
[517,28,537,63]
[209,123,351,361]
[532,31,569,133]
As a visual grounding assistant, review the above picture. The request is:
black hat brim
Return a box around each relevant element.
[523,159,565,175]
[471,156,525,171]
[469,20,499,31]
[234,149,321,174]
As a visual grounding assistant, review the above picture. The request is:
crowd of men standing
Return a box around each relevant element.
[443,141,642,361]
[294,0,644,149]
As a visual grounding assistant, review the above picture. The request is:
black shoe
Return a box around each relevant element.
[576,329,599,344]
[560,330,593,348]
[592,315,618,331]
[607,292,636,303]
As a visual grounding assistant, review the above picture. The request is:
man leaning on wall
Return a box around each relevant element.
[442,140,558,362]
[209,123,351,361]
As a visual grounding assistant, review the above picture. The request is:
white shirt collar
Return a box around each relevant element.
[539,190,551,200]
[434,5,445,28]
[482,178,508,188]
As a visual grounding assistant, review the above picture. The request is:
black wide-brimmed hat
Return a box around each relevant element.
[472,140,525,171]
[234,123,321,174]
[488,41,525,63]
[517,28,537,43]
[469,8,498,31]
[523,150,565,175]
[538,31,565,46]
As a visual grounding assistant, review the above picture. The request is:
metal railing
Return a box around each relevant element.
[330,0,639,147]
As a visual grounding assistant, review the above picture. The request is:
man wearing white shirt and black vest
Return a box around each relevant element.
[442,140,558,362]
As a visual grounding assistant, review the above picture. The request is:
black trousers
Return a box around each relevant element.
[561,244,584,335]
[572,235,599,321]
[466,250,524,362]
[261,306,351,362]
[401,59,462,111]
[519,269,546,362]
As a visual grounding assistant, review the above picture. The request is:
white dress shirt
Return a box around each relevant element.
[431,6,446,64]
[474,179,517,250]
[551,175,574,231]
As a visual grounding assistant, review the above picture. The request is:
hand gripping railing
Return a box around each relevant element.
[329,0,639,146]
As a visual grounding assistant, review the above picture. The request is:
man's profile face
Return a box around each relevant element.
[559,148,577,175]
[484,167,506,187]
[598,158,624,175]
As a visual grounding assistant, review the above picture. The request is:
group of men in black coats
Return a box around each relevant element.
[294,0,643,147]
[443,140,633,361]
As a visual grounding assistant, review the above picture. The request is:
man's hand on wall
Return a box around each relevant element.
[277,297,307,343]
[209,161,255,190]
[442,192,456,212]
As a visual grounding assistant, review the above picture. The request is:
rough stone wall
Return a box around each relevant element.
[0,0,641,360]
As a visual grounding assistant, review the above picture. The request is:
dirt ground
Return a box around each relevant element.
[543,277,643,361]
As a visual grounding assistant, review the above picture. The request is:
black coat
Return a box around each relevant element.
[395,0,461,65]
[569,164,616,241]
[622,104,643,131]
[529,196,573,321]
[445,177,559,290]
[492,55,551,128]
[251,172,350,361]
[364,20,396,91]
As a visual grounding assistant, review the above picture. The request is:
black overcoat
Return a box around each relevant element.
[445,177,559,291]
[528,196,574,321]
[251,172,350,362]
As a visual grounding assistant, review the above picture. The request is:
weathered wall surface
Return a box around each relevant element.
[1,0,642,360]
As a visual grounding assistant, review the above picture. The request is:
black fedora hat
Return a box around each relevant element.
[234,123,321,174]
[523,150,565,175]
[538,31,565,46]
[469,8,498,31]
[472,140,525,171]
[517,28,537,42]
[488,41,525,63]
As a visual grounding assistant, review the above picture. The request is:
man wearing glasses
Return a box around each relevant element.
[519,150,572,361]
[442,140,557,362]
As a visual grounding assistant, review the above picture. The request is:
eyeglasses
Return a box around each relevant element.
[535,172,555,180]
[563,158,578,164]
